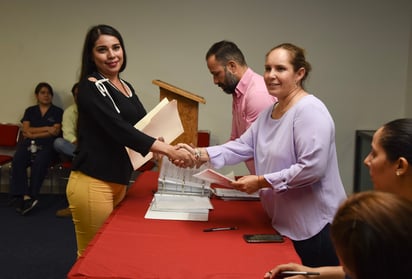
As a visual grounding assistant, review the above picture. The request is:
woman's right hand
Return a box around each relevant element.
[168,146,196,168]
[150,139,196,168]
[264,263,344,279]
[175,143,208,168]
[152,137,165,161]
[264,263,312,279]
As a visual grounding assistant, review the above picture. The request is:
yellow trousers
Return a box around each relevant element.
[66,171,126,257]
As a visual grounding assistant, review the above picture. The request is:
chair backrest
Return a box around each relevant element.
[0,123,20,147]
[197,130,210,147]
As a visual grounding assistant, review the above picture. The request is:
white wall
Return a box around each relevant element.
[1,0,411,194]
[406,15,412,117]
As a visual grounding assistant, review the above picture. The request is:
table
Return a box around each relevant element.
[68,171,300,279]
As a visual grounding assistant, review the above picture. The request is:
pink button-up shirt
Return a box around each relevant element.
[231,68,276,174]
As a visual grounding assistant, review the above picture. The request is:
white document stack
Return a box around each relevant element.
[144,159,213,221]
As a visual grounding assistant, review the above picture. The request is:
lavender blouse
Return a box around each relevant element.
[206,95,347,240]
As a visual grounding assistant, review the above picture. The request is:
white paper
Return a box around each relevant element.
[158,157,211,190]
[193,168,235,188]
[212,188,260,201]
[152,193,213,210]
[144,197,209,221]
[127,99,184,170]
[134,98,169,130]
[145,153,216,222]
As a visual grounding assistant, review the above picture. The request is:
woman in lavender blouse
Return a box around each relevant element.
[183,43,346,267]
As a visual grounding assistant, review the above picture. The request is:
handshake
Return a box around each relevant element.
[169,143,208,169]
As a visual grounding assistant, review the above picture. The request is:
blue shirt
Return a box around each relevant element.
[21,104,63,147]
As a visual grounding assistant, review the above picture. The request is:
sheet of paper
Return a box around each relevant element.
[193,168,235,188]
[127,99,184,170]
[134,98,169,130]
[144,197,209,221]
[152,193,213,210]
[145,205,209,221]
[212,188,260,201]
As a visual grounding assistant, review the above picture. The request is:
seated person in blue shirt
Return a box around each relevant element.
[10,82,63,215]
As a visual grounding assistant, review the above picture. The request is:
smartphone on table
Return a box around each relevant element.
[243,234,284,243]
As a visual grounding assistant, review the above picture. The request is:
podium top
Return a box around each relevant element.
[152,79,206,104]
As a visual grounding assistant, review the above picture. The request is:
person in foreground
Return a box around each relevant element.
[206,40,276,174]
[268,191,412,279]
[332,191,412,279]
[67,24,195,257]
[10,82,63,215]
[181,43,346,266]
[264,118,412,278]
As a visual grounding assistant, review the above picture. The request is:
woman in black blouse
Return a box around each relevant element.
[67,24,195,257]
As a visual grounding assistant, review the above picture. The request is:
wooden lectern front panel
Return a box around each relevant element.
[160,90,198,146]
[152,79,206,147]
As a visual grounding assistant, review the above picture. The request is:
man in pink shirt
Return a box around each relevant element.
[206,40,276,174]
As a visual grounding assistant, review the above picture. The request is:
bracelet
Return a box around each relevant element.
[257,175,264,189]
[194,148,201,161]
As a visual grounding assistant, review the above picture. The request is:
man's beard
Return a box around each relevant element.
[220,71,239,94]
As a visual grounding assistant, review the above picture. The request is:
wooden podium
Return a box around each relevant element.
[152,80,206,145]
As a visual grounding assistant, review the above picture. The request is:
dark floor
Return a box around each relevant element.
[0,193,77,279]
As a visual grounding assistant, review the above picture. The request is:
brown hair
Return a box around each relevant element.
[266,43,312,88]
[331,191,412,279]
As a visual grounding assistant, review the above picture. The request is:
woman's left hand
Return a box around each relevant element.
[231,175,261,194]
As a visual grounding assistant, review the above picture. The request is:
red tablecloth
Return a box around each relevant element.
[68,171,300,279]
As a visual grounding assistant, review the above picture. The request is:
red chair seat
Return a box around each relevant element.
[0,155,13,165]
[137,160,155,172]
[60,161,72,169]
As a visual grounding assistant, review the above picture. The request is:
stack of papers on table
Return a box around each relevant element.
[144,193,213,221]
[158,159,211,196]
[144,159,213,221]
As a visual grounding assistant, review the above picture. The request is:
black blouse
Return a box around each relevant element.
[72,73,156,185]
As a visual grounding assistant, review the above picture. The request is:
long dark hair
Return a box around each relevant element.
[79,24,127,81]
